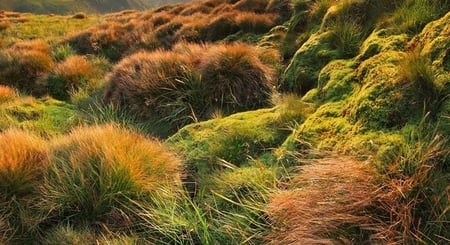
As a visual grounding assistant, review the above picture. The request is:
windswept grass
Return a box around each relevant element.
[41,124,182,231]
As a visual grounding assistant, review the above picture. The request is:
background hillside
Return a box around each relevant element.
[0,0,191,14]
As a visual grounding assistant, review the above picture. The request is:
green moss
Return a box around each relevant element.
[167,104,309,192]
[348,51,425,129]
[357,28,408,61]
[281,31,339,94]
[413,11,450,80]
[317,59,357,102]
[299,101,353,149]
[0,97,80,136]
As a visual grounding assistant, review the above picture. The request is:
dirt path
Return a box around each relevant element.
[267,155,376,244]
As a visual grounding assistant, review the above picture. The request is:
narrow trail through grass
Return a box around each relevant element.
[268,155,376,244]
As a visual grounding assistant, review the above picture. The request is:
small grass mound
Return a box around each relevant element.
[41,124,182,231]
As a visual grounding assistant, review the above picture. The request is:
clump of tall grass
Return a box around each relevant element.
[0,129,48,242]
[103,43,276,134]
[0,40,53,95]
[43,55,95,101]
[41,124,182,231]
[204,165,277,243]
[199,43,275,115]
[0,20,10,31]
[71,12,87,19]
[103,50,197,132]
[233,0,270,13]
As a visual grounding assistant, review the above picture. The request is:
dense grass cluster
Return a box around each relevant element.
[103,42,277,133]
[0,0,449,244]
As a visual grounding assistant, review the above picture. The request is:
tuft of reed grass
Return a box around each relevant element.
[0,20,10,31]
[103,43,276,135]
[266,155,376,244]
[41,124,182,231]
[233,0,270,13]
[235,12,277,33]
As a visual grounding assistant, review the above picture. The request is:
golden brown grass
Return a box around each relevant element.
[43,55,94,100]
[0,129,48,243]
[9,39,50,53]
[198,43,275,112]
[235,12,277,33]
[0,85,18,103]
[369,132,450,244]
[42,124,182,229]
[0,20,10,31]
[0,40,53,95]
[0,129,48,199]
[71,12,88,19]
[103,50,193,122]
[266,155,376,244]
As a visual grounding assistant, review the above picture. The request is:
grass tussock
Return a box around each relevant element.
[198,43,275,114]
[0,20,10,31]
[0,40,53,95]
[43,55,96,101]
[103,43,277,134]
[41,124,182,230]
[0,129,48,242]
[398,50,440,115]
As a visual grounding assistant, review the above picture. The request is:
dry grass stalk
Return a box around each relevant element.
[267,155,377,244]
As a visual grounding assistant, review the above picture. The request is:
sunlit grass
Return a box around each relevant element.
[0,14,101,46]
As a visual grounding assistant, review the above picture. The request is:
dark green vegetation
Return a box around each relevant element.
[0,0,449,244]
[0,0,191,14]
